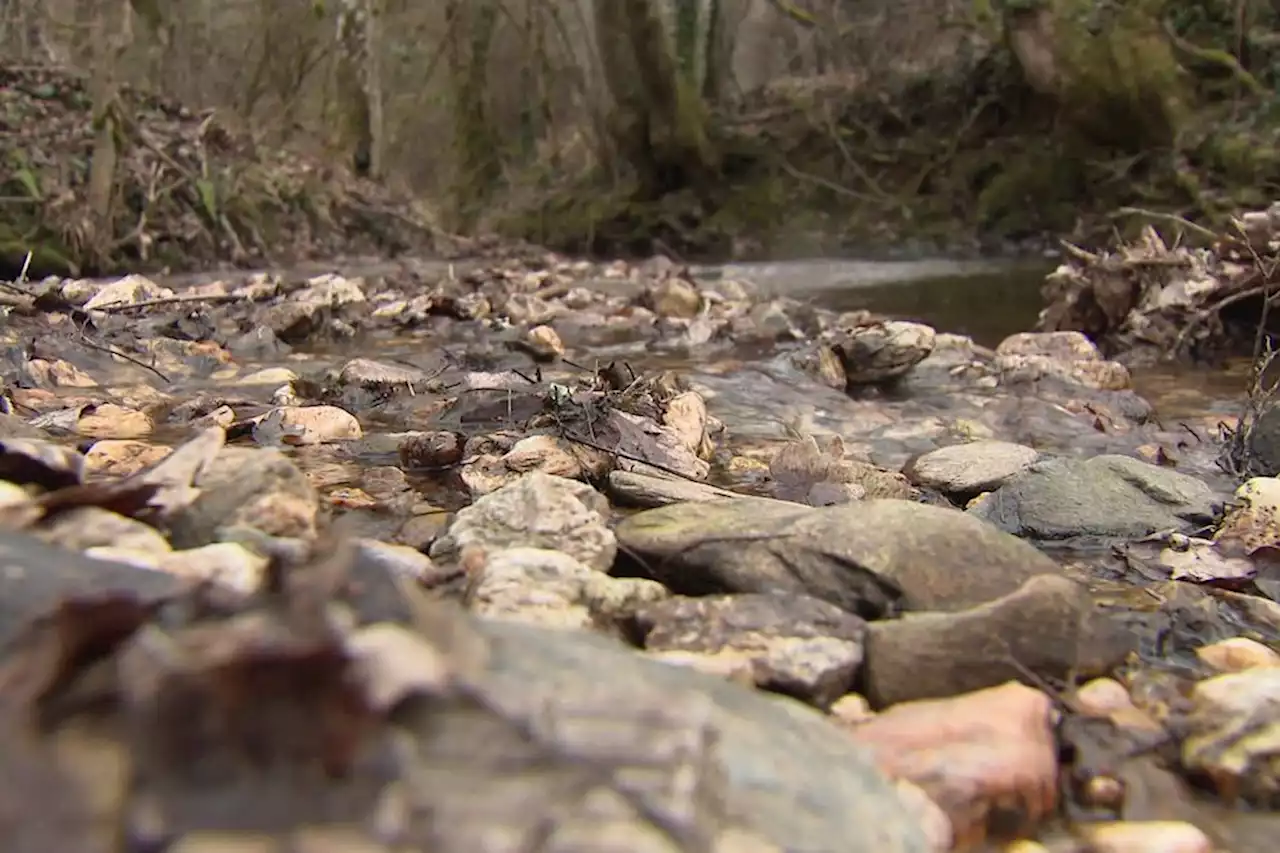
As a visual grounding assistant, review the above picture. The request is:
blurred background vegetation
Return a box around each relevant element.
[3,0,1280,270]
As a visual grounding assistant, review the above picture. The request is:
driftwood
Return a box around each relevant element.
[1037,204,1280,363]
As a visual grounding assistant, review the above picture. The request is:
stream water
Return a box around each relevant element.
[705,256,1251,426]
[114,254,1255,449]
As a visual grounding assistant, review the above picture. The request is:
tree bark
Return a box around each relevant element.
[82,0,132,265]
[446,0,502,227]
[594,0,719,199]
[335,0,384,178]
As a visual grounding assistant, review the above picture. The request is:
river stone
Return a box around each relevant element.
[833,320,936,386]
[0,527,186,649]
[608,470,794,508]
[967,454,1219,545]
[903,440,1041,497]
[1181,666,1280,805]
[862,574,1134,707]
[630,593,867,708]
[468,546,668,630]
[0,523,928,852]
[993,331,1131,391]
[164,446,321,548]
[613,498,1060,617]
[476,617,932,852]
[430,471,617,571]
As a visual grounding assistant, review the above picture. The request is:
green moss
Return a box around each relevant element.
[0,223,76,277]
[1200,128,1280,182]
[974,144,1084,232]
[1059,3,1188,149]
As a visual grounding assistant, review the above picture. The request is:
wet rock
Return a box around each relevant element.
[259,301,324,342]
[352,539,437,583]
[608,470,792,509]
[832,320,936,386]
[156,542,269,595]
[968,455,1219,545]
[252,405,363,446]
[82,274,174,311]
[769,435,908,504]
[0,526,186,648]
[791,344,847,389]
[601,408,711,480]
[646,277,703,318]
[615,499,1061,618]
[500,434,586,479]
[862,575,1131,707]
[1214,476,1280,554]
[630,593,867,708]
[467,546,667,630]
[1077,821,1214,853]
[521,324,564,361]
[0,437,85,489]
[35,507,171,553]
[903,440,1040,498]
[226,326,290,359]
[1073,677,1165,735]
[1245,407,1280,477]
[398,430,465,469]
[993,331,1131,391]
[76,403,153,439]
[234,366,298,385]
[22,358,98,388]
[336,357,427,391]
[1196,637,1280,672]
[430,472,616,572]
[476,618,934,852]
[847,681,1058,848]
[1181,666,1280,803]
[165,446,320,548]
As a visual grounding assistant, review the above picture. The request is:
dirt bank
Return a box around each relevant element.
[0,60,523,279]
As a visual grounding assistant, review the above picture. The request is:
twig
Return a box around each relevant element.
[778,160,878,203]
[1171,282,1280,356]
[1111,207,1218,241]
[95,293,247,313]
[559,429,705,483]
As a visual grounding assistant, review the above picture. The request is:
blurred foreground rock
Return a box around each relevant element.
[0,524,932,853]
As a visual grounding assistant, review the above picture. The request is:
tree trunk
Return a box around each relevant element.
[594,0,720,199]
[446,0,502,228]
[1001,0,1188,150]
[335,0,384,178]
[82,0,132,266]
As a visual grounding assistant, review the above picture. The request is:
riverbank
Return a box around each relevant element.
[491,3,1280,263]
[0,246,1278,849]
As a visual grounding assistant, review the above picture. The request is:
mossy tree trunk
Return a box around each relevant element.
[335,0,385,179]
[445,0,503,229]
[594,0,721,200]
[1000,0,1188,151]
[77,0,133,266]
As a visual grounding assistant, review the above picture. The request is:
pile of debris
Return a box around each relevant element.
[0,59,511,278]
[1037,204,1280,363]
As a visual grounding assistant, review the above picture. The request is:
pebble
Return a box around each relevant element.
[1196,636,1280,672]
[1077,820,1213,853]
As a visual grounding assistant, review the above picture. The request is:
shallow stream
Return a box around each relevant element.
[700,256,1250,431]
